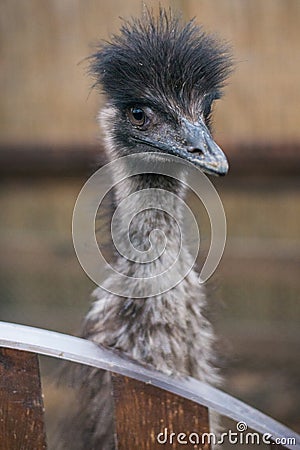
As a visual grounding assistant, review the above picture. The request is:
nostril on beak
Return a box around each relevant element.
[187,146,204,156]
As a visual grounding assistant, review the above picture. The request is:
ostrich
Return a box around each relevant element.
[58,9,232,450]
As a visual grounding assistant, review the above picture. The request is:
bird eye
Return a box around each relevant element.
[128,107,148,127]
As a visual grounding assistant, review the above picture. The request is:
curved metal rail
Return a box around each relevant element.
[0,321,299,449]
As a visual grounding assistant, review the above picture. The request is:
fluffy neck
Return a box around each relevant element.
[82,135,217,382]
[113,172,186,246]
[83,107,216,380]
[105,171,195,296]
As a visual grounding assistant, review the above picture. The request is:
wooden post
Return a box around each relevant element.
[0,348,47,450]
[112,373,211,450]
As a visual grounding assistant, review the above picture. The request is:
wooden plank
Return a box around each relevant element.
[112,373,211,450]
[0,144,103,178]
[0,142,299,177]
[0,348,47,450]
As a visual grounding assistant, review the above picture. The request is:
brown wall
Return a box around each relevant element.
[0,0,299,145]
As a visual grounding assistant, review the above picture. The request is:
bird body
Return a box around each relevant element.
[57,9,232,450]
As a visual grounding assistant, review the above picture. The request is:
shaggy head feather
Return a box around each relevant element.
[89,9,232,118]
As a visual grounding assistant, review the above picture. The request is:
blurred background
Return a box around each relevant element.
[0,0,299,444]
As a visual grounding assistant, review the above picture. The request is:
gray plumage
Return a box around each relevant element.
[57,8,232,450]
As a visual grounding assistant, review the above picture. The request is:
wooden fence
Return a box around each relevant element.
[0,142,300,178]
[0,321,299,449]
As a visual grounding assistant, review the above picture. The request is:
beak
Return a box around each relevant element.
[180,118,229,176]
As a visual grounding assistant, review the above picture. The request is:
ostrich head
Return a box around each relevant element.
[90,9,232,176]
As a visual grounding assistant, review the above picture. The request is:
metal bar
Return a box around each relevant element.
[271,442,288,449]
[0,321,298,449]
